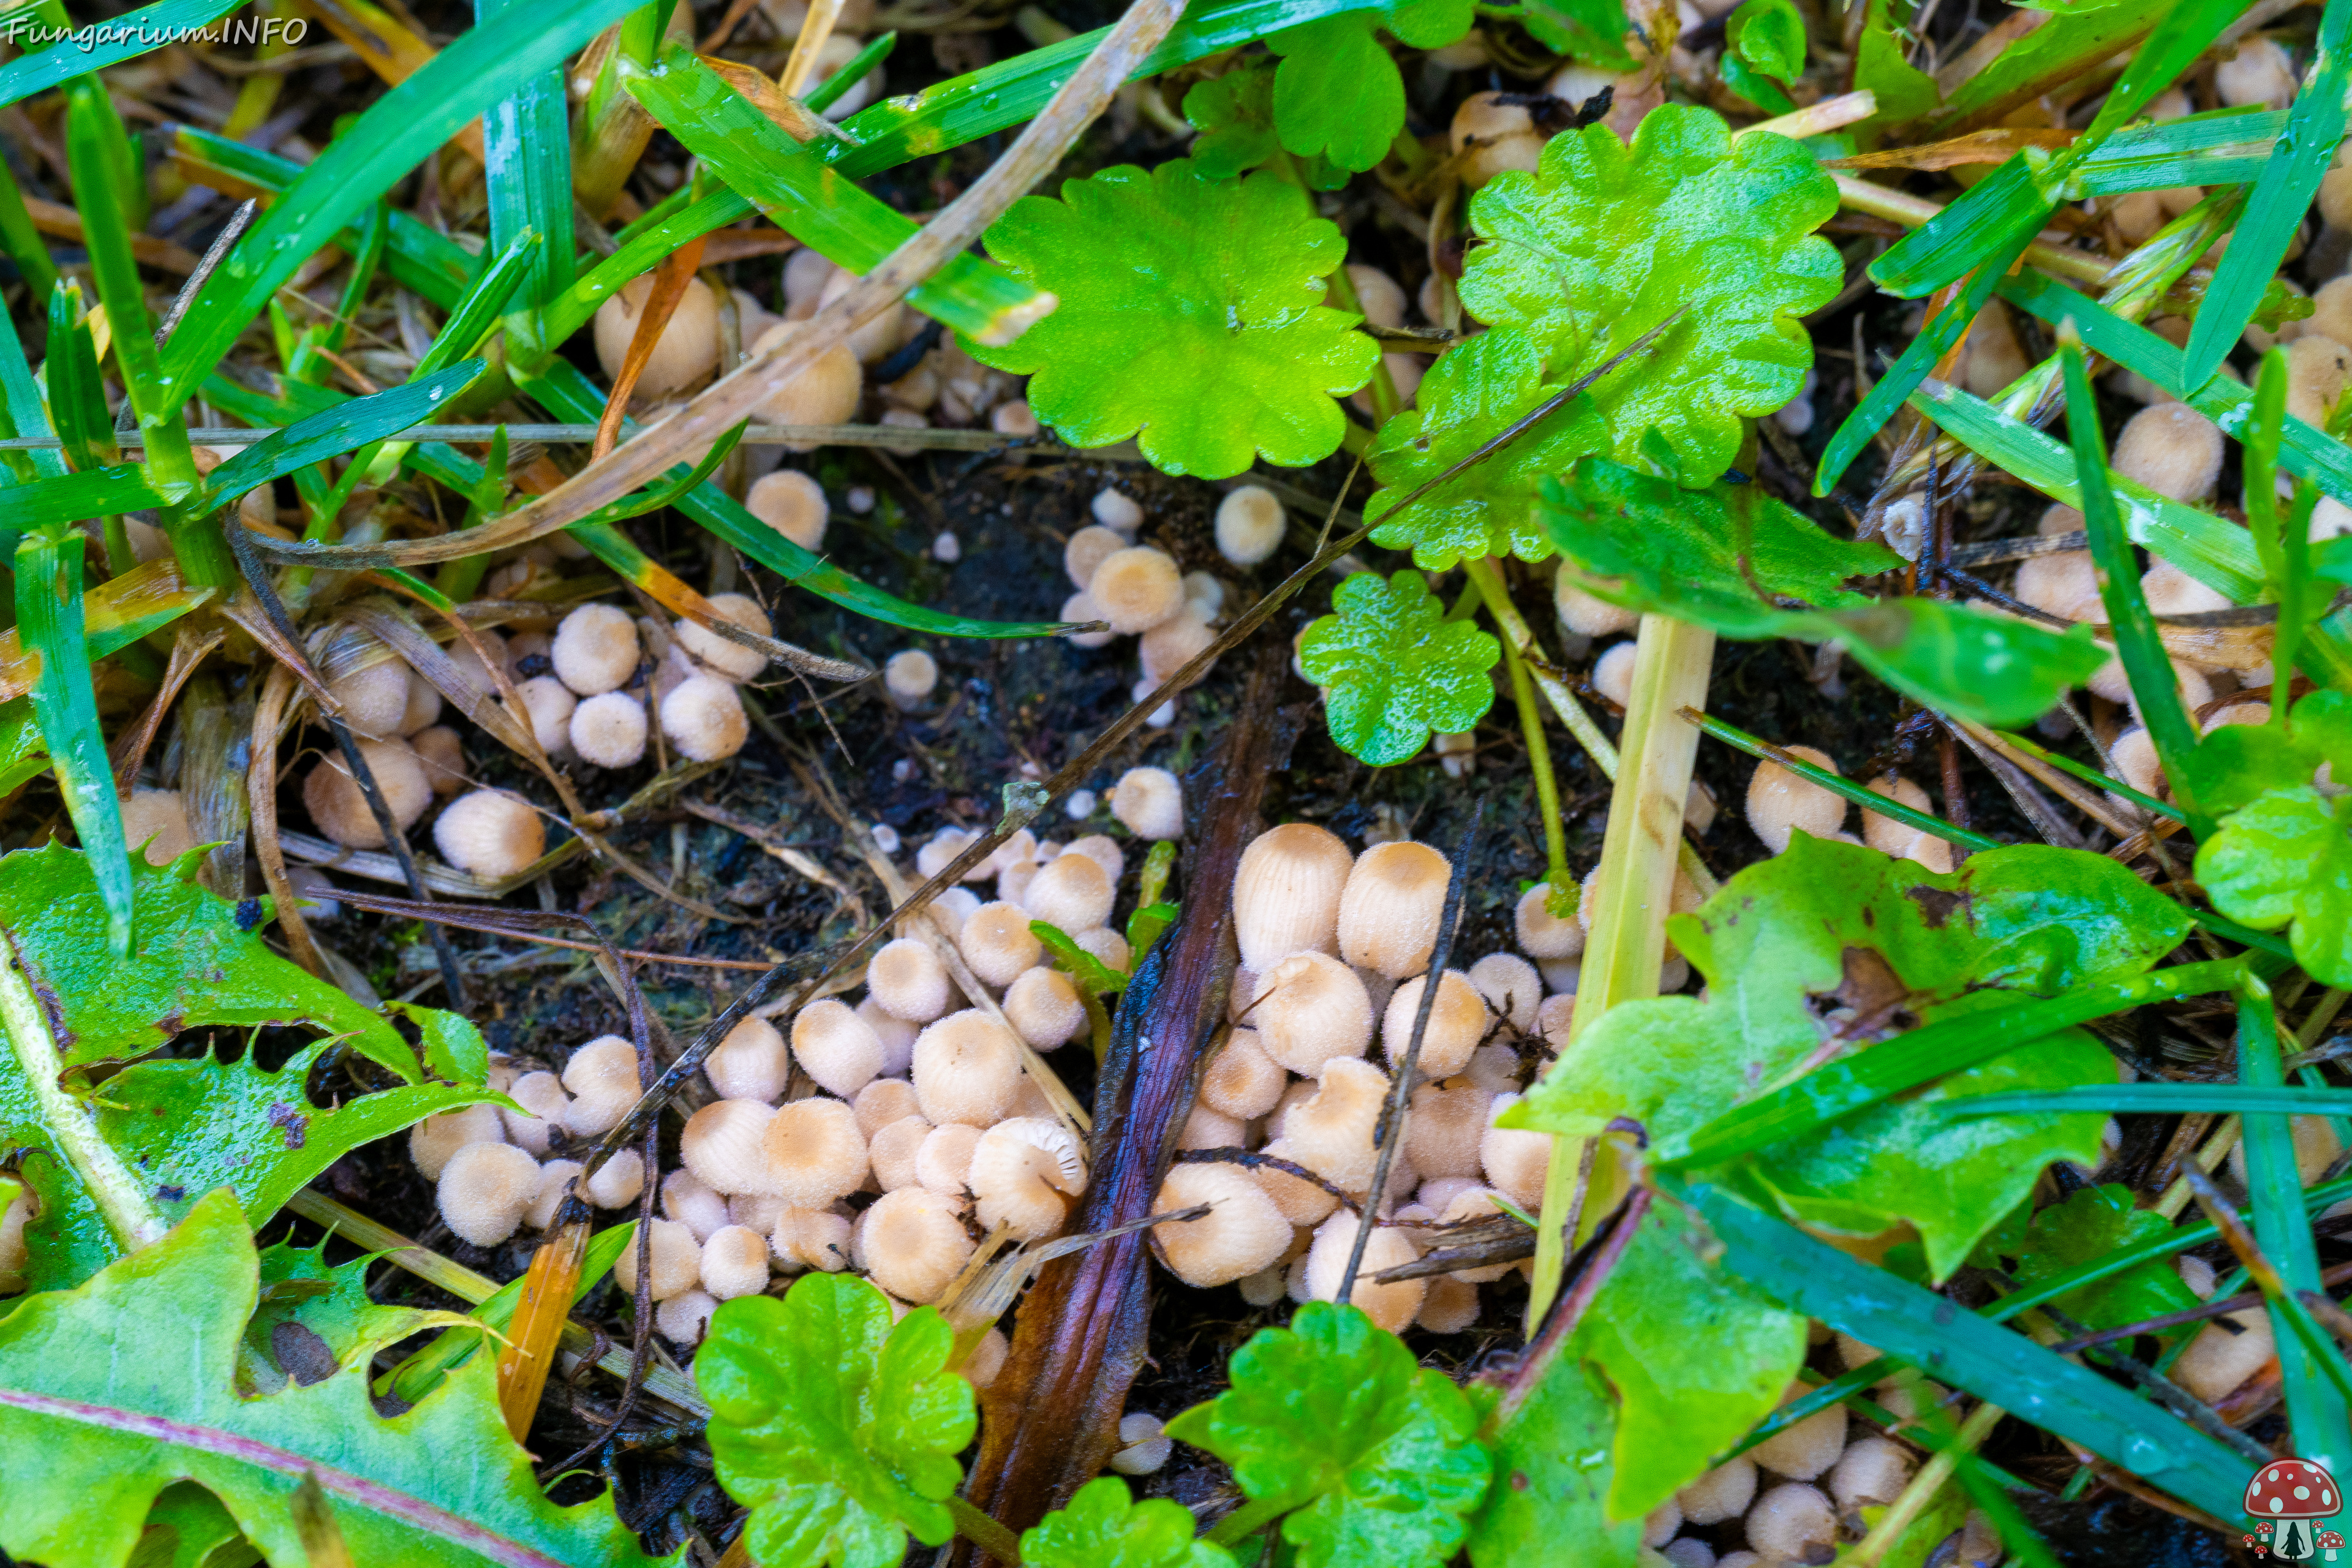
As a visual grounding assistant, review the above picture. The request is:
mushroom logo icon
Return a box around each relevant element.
[2247,1459,2343,1560]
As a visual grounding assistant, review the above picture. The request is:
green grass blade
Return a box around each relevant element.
[0,0,247,110]
[1672,1175,2256,1519]
[356,235,535,482]
[1650,960,2244,1169]
[625,49,1047,344]
[2183,0,2352,390]
[1818,227,2035,493]
[0,466,170,530]
[537,188,754,354]
[1866,160,2037,300]
[2077,105,2282,195]
[2239,982,2352,1476]
[0,146,55,304]
[1691,710,1999,850]
[476,0,573,312]
[1917,1,2188,140]
[156,0,639,410]
[804,31,895,112]
[1940,1085,2352,1116]
[45,283,116,474]
[1988,726,2187,822]
[205,361,486,505]
[2057,332,2203,820]
[15,532,132,954]
[0,285,64,483]
[377,1219,637,1404]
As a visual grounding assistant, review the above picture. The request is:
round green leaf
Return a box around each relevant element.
[2195,785,2352,985]
[1460,105,1839,485]
[1268,0,1474,173]
[1022,1477,1238,1568]
[1183,63,1280,178]
[965,161,1378,479]
[1298,570,1500,766]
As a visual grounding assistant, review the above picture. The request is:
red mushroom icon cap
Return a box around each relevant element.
[2248,1459,2341,1519]
[2321,1531,2345,1548]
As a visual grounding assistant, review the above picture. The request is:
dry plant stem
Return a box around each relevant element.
[1336,799,1483,1306]
[1853,1401,2005,1567]
[1527,614,1714,1329]
[1485,1183,1650,1435]
[2155,1116,2243,1221]
[496,1207,591,1442]
[777,0,845,94]
[247,663,329,976]
[1954,718,2139,838]
[594,233,709,462]
[1741,90,1877,141]
[1832,173,2111,289]
[946,1496,1023,1566]
[110,627,224,793]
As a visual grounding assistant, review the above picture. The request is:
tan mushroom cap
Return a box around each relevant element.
[1404,1081,1493,1181]
[1284,1058,1392,1193]
[791,998,886,1099]
[1338,840,1451,979]
[747,468,829,552]
[1003,967,1087,1049]
[759,1097,871,1208]
[856,1187,974,1303]
[500,1071,571,1156]
[409,1102,507,1181]
[304,740,432,848]
[680,1098,780,1196]
[748,320,864,447]
[1302,1210,1424,1332]
[568,692,649,770]
[704,1016,791,1104]
[1380,969,1490,1079]
[614,1216,703,1302]
[437,1141,543,1246]
[1251,1137,1340,1226]
[1232,822,1354,974]
[551,603,641,696]
[1480,1091,1551,1211]
[1253,951,1374,1077]
[661,1168,731,1242]
[560,1036,642,1136]
[1110,766,1185,840]
[868,937,953,1023]
[911,1009,1025,1126]
[674,594,773,684]
[1022,851,1114,934]
[119,788,194,867]
[593,274,722,396]
[433,788,546,880]
[1087,547,1185,634]
[868,1114,933,1191]
[851,1077,923,1140]
[772,1206,853,1274]
[914,1121,984,1200]
[659,674,749,762]
[959,901,1043,989]
[1200,1027,1286,1120]
[1746,746,1847,855]
[1151,1163,1294,1287]
[699,1224,774,1300]
[1466,954,1540,1035]
[585,1148,646,1210]
[968,1116,1087,1240]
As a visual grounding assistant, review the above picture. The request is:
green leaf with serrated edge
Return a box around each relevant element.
[1463,1362,1639,1568]
[243,1237,475,1392]
[1508,837,2188,1279]
[1728,0,1805,82]
[2195,787,2352,986]
[1460,106,1838,486]
[1520,0,1634,67]
[1184,62,1282,178]
[1021,1478,1240,1568]
[965,162,1376,479]
[388,1000,491,1085]
[700,1274,975,1568]
[0,1191,669,1568]
[1165,1302,1490,1568]
[1569,1202,1806,1520]
[1996,1185,2199,1333]
[1298,571,1501,766]
[156,0,641,410]
[1363,328,1605,569]
[1268,0,1473,173]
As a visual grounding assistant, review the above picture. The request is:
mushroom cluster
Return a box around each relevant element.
[1147,821,1590,1335]
[1059,489,1229,731]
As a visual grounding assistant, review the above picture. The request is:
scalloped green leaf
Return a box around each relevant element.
[1165,1302,1490,1568]
[1510,836,2185,1281]
[1728,0,1806,83]
[1183,62,1281,178]
[698,1273,976,1568]
[1983,1185,2199,1334]
[1298,570,1501,766]
[1021,1478,1238,1568]
[2194,785,2352,986]
[1364,327,1605,569]
[1460,105,1839,484]
[1267,0,1473,172]
[966,162,1378,479]
[0,1191,666,1568]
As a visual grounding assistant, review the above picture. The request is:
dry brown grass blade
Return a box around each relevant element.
[1828,127,2075,173]
[702,57,835,145]
[496,1211,592,1442]
[248,661,330,976]
[108,622,224,793]
[290,1472,355,1568]
[698,0,763,51]
[19,195,200,273]
[777,0,844,95]
[594,234,710,464]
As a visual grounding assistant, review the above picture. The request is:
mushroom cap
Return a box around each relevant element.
[869,1114,934,1191]
[1830,1437,1915,1513]
[706,1016,791,1103]
[613,1216,704,1302]
[856,1187,974,1303]
[884,649,938,709]
[500,1071,571,1156]
[119,788,194,867]
[1003,966,1087,1049]
[409,1103,508,1181]
[412,726,467,796]
[1253,951,1374,1076]
[916,826,979,880]
[959,901,1043,988]
[1200,1028,1286,1120]
[1556,569,1639,638]
[304,740,432,848]
[674,594,773,684]
[1480,1091,1551,1210]
[1215,486,1285,566]
[790,998,886,1099]
[699,1224,774,1300]
[1404,1081,1493,1181]
[585,1148,646,1210]
[1091,487,1143,532]
[747,469,829,552]
[911,1009,1025,1125]
[593,274,721,396]
[1073,926,1131,972]
[1177,1103,1246,1150]
[568,692,649,769]
[1746,1387,1845,1480]
[1021,851,1114,934]
[326,654,412,740]
[1676,1457,1758,1525]
[1087,547,1184,635]
[1338,840,1450,979]
[1284,1057,1392,1191]
[1302,1210,1424,1332]
[1860,773,1933,854]
[662,1167,732,1242]
[1063,525,1130,593]
[915,1121,984,1199]
[551,603,641,696]
[1415,1275,1481,1334]
[748,320,865,442]
[1151,1163,1294,1286]
[1449,91,1543,185]
[401,668,443,734]
[1746,746,1847,855]
[508,676,578,755]
[660,674,750,762]
[851,1076,923,1139]
[1743,1483,1836,1564]
[1251,1137,1340,1226]
[1109,766,1185,840]
[759,1096,871,1208]
[437,1141,542,1246]
[772,1206,853,1273]
[1139,608,1216,684]
[1592,641,1637,708]
[2113,401,2223,502]
[1232,821,1354,973]
[680,1098,779,1195]
[432,788,546,880]
[868,937,953,1023]
[1061,834,1125,882]
[815,263,907,363]
[1380,970,1490,1079]
[526,1160,586,1232]
[655,1288,719,1346]
[970,1116,1087,1240]
[559,1036,642,1136]
[1467,953,1541,1035]
[2174,1307,2278,1406]
[1061,590,1118,649]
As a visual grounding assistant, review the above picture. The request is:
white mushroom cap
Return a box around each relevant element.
[1746,1387,1845,1480]
[1743,1483,1836,1564]
[969,1116,1087,1240]
[1830,1436,1915,1513]
[884,650,938,710]
[1449,91,1544,186]
[304,739,432,848]
[613,1216,703,1302]
[409,1104,508,1181]
[1152,1163,1294,1286]
[1177,1103,1246,1150]
[772,1206,853,1274]
[437,1141,542,1246]
[915,1121,984,1199]
[593,274,721,396]
[1338,841,1450,979]
[1232,821,1353,973]
[1087,548,1184,635]
[1201,1028,1286,1119]
[586,1148,646,1210]
[526,1160,586,1232]
[959,901,1044,988]
[1064,525,1130,592]
[1284,1058,1392,1191]
[855,1187,974,1303]
[1677,1457,1758,1525]
[1004,966,1087,1049]
[791,998,886,1098]
[1746,746,1847,855]
[1556,570,1639,638]
[1381,970,1490,1079]
[680,1098,779,1195]
[1480,1091,1551,1210]
[1467,953,1540,1035]
[1253,951,1374,1076]
[508,676,578,756]
[1022,851,1114,933]
[699,1224,773,1300]
[747,469,829,552]
[748,321,864,444]
[412,726,467,796]
[868,937,953,1023]
[1061,834,1125,882]
[326,654,412,741]
[551,604,641,696]
[1215,486,1285,567]
[662,1167,731,1242]
[1416,1275,1481,1334]
[674,594,773,685]
[851,1076,923,1140]
[706,1016,791,1103]
[432,789,546,880]
[1404,1081,1493,1181]
[1091,487,1144,532]
[916,826,980,881]
[1860,773,1932,854]
[500,1071,571,1156]
[911,1010,1025,1125]
[869,1114,933,1191]
[759,1097,871,1208]
[568,692,649,769]
[560,1036,641,1136]
[814,264,906,363]
[119,788,194,867]
[2113,402,2223,502]
[1110,766,1184,840]
[1073,927,1130,972]
[660,674,749,762]
[1139,608,1216,685]
[1302,1210,1424,1332]
[655,1288,719,1346]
